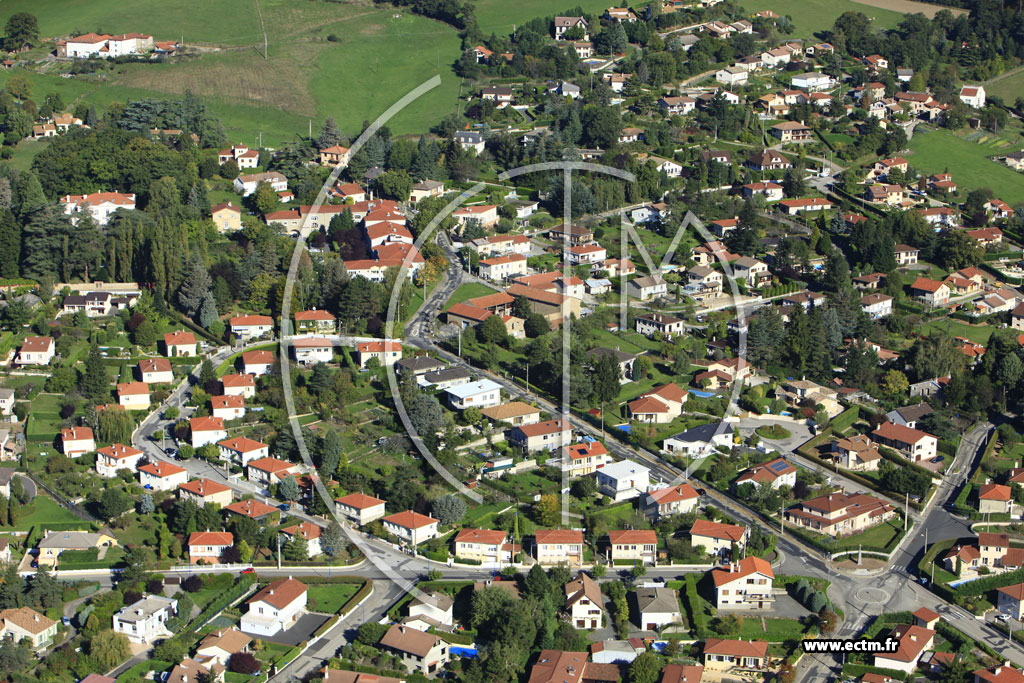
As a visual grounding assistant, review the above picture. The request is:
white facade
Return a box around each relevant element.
[445,379,502,410]
[113,596,177,645]
[595,460,651,502]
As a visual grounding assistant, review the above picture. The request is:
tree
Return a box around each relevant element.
[534,493,560,526]
[97,487,132,521]
[0,638,31,673]
[477,313,508,345]
[26,565,61,609]
[229,652,261,675]
[936,228,983,270]
[252,181,278,216]
[120,546,155,585]
[571,476,597,499]
[80,343,109,400]
[524,565,551,599]
[278,475,300,502]
[375,170,413,201]
[98,409,133,444]
[178,256,212,317]
[322,521,345,558]
[628,652,661,683]
[432,495,467,525]
[284,536,308,561]
[316,117,344,149]
[139,494,155,515]
[881,369,909,396]
[4,13,38,49]
[525,313,550,337]
[409,392,445,442]
[355,622,389,645]
[134,319,157,346]
[89,630,132,670]
[592,353,621,405]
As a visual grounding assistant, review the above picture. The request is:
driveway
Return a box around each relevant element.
[241,612,332,647]
[735,418,813,454]
[717,593,807,620]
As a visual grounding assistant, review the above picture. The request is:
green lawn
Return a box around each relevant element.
[738,0,905,38]
[445,283,498,309]
[906,128,1024,205]
[16,496,87,531]
[833,519,905,551]
[984,67,1024,104]
[473,0,613,34]
[306,583,360,614]
[922,318,996,345]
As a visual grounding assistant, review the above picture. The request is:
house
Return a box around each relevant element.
[872,421,938,462]
[967,227,1004,247]
[294,309,337,334]
[595,460,651,502]
[37,528,117,566]
[60,426,95,457]
[218,436,269,467]
[873,624,935,674]
[642,483,699,518]
[985,199,1014,220]
[138,358,173,384]
[113,595,177,644]
[791,72,832,91]
[979,484,1012,514]
[383,511,439,545]
[627,275,669,301]
[61,291,114,317]
[222,374,256,398]
[747,149,792,171]
[778,198,833,215]
[535,529,584,565]
[188,531,233,565]
[96,443,145,478]
[508,419,573,453]
[712,556,775,609]
[866,184,904,206]
[246,456,298,488]
[478,254,528,281]
[291,337,333,365]
[997,583,1024,620]
[554,16,589,40]
[211,395,246,421]
[663,422,733,457]
[660,664,706,683]
[319,145,349,166]
[225,499,280,523]
[715,67,748,86]
[910,277,950,307]
[548,81,581,99]
[564,573,604,629]
[445,379,502,410]
[218,144,259,168]
[567,244,607,265]
[190,416,227,448]
[163,330,197,357]
[732,257,770,288]
[561,441,613,478]
[17,336,54,365]
[410,179,446,204]
[117,381,150,409]
[601,258,637,278]
[770,121,813,142]
[659,96,697,116]
[735,458,797,490]
[0,388,12,420]
[178,478,233,508]
[975,665,1024,683]
[885,403,934,429]
[960,85,987,108]
[380,624,449,675]
[356,341,402,368]
[635,587,682,631]
[861,293,894,319]
[636,312,686,339]
[453,528,508,564]
[607,529,657,565]
[742,182,783,202]
[785,490,896,537]
[832,435,882,471]
[211,202,242,232]
[60,192,136,225]
[234,172,287,197]
[0,607,57,649]
[690,519,748,556]
[407,590,454,629]
[703,639,768,672]
[453,131,486,154]
[420,367,473,390]
[240,578,308,636]
[138,460,188,492]
[894,244,919,266]
[587,348,637,382]
[629,383,688,424]
[281,522,322,557]
[397,356,446,378]
[334,492,387,526]
[871,156,909,179]
[195,629,252,667]
[230,315,274,340]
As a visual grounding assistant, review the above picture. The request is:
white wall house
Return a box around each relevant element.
[240,578,308,636]
[113,596,177,644]
[595,460,651,502]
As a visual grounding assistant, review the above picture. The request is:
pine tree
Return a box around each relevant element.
[0,209,20,278]
[81,344,109,401]
[198,292,218,328]
[177,256,212,317]
[316,117,343,149]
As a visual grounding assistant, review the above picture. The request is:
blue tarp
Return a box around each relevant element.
[451,646,478,658]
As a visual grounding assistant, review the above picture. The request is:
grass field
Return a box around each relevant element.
[984,67,1024,104]
[922,318,996,345]
[16,496,86,531]
[445,282,498,309]
[906,128,1024,205]
[473,0,613,34]
[306,583,360,613]
[738,0,905,38]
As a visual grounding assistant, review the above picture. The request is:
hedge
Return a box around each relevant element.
[430,626,475,645]
[338,580,372,617]
[952,565,1024,597]
[830,406,860,433]
[840,664,907,681]
[681,574,707,636]
[312,615,339,639]
[188,573,256,631]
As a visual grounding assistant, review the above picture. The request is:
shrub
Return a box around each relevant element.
[809,591,827,613]
[181,575,203,593]
[229,652,261,674]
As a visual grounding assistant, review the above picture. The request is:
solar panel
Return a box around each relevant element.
[767,460,789,473]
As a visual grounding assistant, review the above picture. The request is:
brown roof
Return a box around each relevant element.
[0,607,55,635]
[218,436,267,453]
[248,578,307,610]
[139,460,186,478]
[179,478,231,497]
[117,381,150,395]
[380,624,442,657]
[649,483,699,504]
[455,528,507,545]
[222,373,255,387]
[564,573,603,609]
[480,402,540,421]
[516,419,571,437]
[979,532,1010,548]
[139,358,172,374]
[980,483,1012,501]
[242,350,274,365]
[529,650,589,683]
[282,521,322,541]
[535,529,584,544]
[711,556,774,587]
[198,628,251,655]
[608,529,657,545]
[335,492,385,509]
[225,499,278,519]
[188,531,233,547]
[690,519,746,542]
[321,669,402,683]
[383,510,438,530]
[164,330,196,346]
[247,456,295,474]
[998,583,1024,601]
[660,664,705,683]
[879,624,934,663]
[703,639,768,658]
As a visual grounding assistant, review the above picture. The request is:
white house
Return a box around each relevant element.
[292,337,334,365]
[211,395,246,421]
[240,578,308,636]
[187,531,233,565]
[642,483,700,518]
[715,67,748,86]
[383,511,439,545]
[113,595,177,644]
[117,382,150,409]
[96,443,145,478]
[635,588,682,631]
[190,417,227,448]
[663,422,733,457]
[445,379,502,410]
[242,350,275,376]
[356,341,403,368]
[230,315,274,340]
[627,275,668,301]
[246,457,298,489]
[138,460,189,492]
[335,492,387,526]
[861,293,894,319]
[222,374,256,398]
[281,522,323,558]
[234,172,288,197]
[595,460,650,502]
[163,330,197,357]
[60,192,136,226]
[17,336,55,365]
[138,358,174,384]
[218,436,270,467]
[791,72,833,91]
[60,426,95,457]
[959,85,986,108]
[564,573,605,629]
[712,556,775,609]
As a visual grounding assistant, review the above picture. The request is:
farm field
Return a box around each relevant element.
[906,128,1024,205]
[473,0,613,34]
[984,67,1024,104]
[850,0,966,18]
[922,318,996,345]
[738,0,905,38]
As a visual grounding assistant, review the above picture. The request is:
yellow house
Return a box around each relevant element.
[211,202,242,232]
[37,528,118,566]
